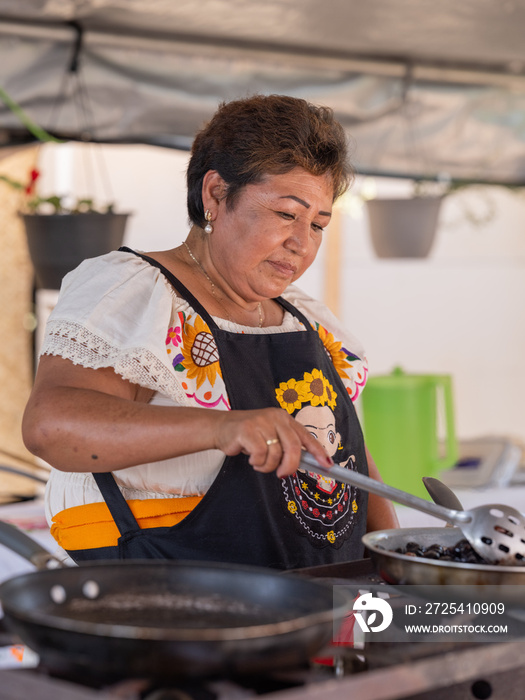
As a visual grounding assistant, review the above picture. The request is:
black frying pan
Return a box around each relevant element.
[0,522,350,679]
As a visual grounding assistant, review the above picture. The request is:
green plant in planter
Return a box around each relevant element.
[0,85,118,215]
[0,168,115,215]
[0,166,128,289]
[21,210,130,289]
[0,86,129,289]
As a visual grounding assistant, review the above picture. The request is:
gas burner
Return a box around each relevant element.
[143,692,207,700]
[31,656,320,699]
[139,673,312,700]
[139,682,217,700]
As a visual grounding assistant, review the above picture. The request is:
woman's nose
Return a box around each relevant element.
[283,221,311,255]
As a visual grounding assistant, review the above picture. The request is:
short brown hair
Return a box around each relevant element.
[187,94,352,227]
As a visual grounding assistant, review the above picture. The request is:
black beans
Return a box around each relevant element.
[393,538,488,564]
[405,542,421,553]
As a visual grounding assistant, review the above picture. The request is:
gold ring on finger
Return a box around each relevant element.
[265,438,280,446]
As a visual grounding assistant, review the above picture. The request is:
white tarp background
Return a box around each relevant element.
[1,0,525,182]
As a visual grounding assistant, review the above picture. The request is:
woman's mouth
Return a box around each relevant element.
[267,259,297,278]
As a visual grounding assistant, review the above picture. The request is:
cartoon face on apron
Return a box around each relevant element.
[83,250,369,570]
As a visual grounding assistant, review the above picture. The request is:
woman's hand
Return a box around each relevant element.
[213,407,333,479]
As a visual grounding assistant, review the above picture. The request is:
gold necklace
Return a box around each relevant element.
[183,241,264,328]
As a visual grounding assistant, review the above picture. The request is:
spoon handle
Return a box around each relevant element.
[299,452,471,525]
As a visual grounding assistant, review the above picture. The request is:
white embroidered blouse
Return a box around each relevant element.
[41,250,368,523]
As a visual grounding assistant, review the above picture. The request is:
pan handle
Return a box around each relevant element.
[299,452,471,525]
[0,465,48,484]
[0,521,63,569]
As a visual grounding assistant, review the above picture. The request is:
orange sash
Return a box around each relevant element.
[51,496,203,550]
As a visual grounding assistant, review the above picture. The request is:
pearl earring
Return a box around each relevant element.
[204,209,213,234]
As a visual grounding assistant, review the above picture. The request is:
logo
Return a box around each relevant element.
[353,593,393,633]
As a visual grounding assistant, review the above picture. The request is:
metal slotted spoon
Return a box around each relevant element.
[299,452,525,565]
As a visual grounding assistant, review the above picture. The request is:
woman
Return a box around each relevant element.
[23,94,398,568]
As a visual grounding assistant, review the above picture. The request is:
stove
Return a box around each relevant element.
[3,559,525,700]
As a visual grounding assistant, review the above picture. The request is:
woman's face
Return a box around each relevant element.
[207,167,334,302]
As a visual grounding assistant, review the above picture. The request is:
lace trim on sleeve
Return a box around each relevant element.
[41,319,191,405]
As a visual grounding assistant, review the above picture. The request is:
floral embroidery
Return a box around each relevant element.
[165,312,229,409]
[275,378,308,414]
[352,499,358,513]
[275,369,337,412]
[298,368,337,410]
[164,308,366,418]
[180,316,222,389]
[317,324,351,379]
[326,531,336,544]
[288,501,297,514]
[315,322,369,401]
[165,311,185,357]
[166,327,181,348]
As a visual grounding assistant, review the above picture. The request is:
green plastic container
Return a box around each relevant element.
[361,367,458,499]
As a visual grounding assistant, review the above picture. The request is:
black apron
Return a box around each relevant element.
[73,249,368,569]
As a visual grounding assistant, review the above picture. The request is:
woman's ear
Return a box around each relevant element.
[202,170,227,209]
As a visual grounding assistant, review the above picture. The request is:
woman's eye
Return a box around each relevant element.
[312,223,324,233]
[278,211,295,220]
[328,431,336,444]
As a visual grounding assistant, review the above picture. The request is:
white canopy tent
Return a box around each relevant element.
[1,0,525,183]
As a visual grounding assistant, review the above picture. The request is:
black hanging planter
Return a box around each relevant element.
[22,212,130,289]
[365,196,444,258]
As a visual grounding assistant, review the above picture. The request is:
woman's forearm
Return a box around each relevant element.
[22,356,340,477]
[22,385,227,472]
